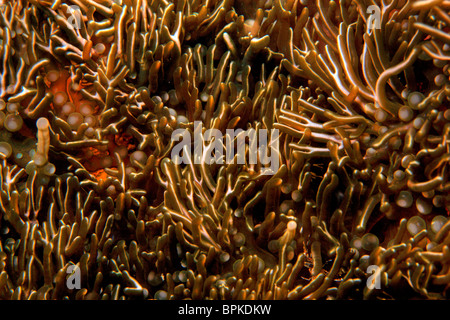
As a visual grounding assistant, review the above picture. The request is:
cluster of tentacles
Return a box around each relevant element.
[0,0,449,300]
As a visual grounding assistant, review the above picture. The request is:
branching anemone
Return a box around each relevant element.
[0,0,449,300]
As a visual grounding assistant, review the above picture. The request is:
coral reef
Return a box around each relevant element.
[0,0,449,300]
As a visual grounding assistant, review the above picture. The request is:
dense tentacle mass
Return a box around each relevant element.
[0,0,449,300]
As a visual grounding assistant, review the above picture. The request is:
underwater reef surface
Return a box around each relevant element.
[0,0,449,300]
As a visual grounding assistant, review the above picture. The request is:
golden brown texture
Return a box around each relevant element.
[0,0,449,300]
